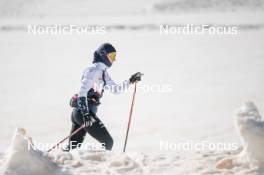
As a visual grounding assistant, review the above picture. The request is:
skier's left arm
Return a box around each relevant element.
[104,72,143,94]
[104,72,130,94]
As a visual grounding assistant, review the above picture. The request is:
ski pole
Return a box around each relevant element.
[123,82,137,152]
[47,124,85,152]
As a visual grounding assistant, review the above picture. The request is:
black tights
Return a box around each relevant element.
[68,109,113,150]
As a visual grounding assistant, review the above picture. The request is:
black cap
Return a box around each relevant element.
[103,43,116,53]
[93,43,116,67]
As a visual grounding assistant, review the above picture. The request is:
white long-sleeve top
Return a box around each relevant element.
[78,62,130,97]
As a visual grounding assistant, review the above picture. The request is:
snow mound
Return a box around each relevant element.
[2,127,66,175]
[217,101,264,172]
[236,101,264,171]
[0,127,180,175]
[0,124,262,175]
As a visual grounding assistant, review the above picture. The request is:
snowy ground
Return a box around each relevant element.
[0,0,264,174]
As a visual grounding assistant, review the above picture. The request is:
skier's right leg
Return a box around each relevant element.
[65,109,86,151]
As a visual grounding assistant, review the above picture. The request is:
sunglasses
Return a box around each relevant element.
[107,52,116,63]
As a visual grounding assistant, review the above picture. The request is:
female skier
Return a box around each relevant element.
[64,43,142,151]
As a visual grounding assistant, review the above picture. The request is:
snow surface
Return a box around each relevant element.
[0,0,264,174]
[0,0,264,18]
[0,123,262,175]
[152,0,264,13]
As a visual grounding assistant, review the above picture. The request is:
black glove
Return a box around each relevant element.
[83,112,96,127]
[77,97,96,127]
[87,89,101,106]
[129,72,143,84]
[77,96,89,115]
